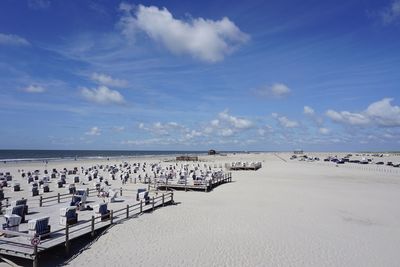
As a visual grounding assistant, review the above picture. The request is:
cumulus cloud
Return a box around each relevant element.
[85,126,101,136]
[326,98,400,127]
[0,33,30,46]
[118,3,249,62]
[81,86,125,105]
[218,110,253,129]
[255,83,291,98]
[303,106,315,115]
[219,128,234,137]
[91,73,128,88]
[326,110,370,126]
[272,113,299,128]
[365,98,400,126]
[319,127,330,135]
[23,85,45,93]
[380,0,400,24]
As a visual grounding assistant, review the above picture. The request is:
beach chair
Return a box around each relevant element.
[69,184,76,194]
[75,189,87,203]
[93,203,110,222]
[28,217,51,239]
[42,182,50,193]
[13,182,20,192]
[13,199,28,215]
[2,214,21,237]
[105,189,116,203]
[137,190,150,205]
[60,206,78,226]
[6,205,25,223]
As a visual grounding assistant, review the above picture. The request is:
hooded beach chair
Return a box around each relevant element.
[2,214,21,237]
[28,216,51,238]
[60,206,78,225]
[13,199,28,215]
[6,205,25,223]
[93,203,110,222]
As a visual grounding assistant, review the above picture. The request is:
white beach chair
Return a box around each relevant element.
[28,216,51,238]
[60,206,78,225]
[93,203,110,222]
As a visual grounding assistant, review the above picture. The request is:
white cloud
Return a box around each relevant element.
[256,83,291,98]
[118,4,249,62]
[326,110,370,126]
[28,0,50,9]
[365,98,400,126]
[273,113,299,128]
[319,127,330,135]
[218,110,253,129]
[138,121,185,136]
[303,106,315,115]
[81,86,125,105]
[220,128,234,137]
[85,126,101,136]
[381,0,400,24]
[0,33,30,46]
[277,116,299,128]
[211,119,220,127]
[23,85,45,93]
[326,98,400,127]
[91,73,128,88]
[113,126,125,132]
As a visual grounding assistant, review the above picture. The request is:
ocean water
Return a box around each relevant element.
[0,150,209,162]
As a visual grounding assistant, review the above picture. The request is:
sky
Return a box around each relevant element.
[0,0,400,151]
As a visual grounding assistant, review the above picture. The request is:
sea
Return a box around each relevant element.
[0,150,213,162]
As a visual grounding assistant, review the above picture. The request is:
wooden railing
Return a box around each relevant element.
[0,192,174,267]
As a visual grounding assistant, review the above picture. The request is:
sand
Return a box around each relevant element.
[1,152,400,266]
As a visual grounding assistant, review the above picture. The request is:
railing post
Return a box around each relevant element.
[126,204,129,218]
[162,194,165,207]
[110,210,113,224]
[33,244,38,267]
[120,187,122,197]
[65,224,70,255]
[39,196,43,207]
[171,192,174,203]
[91,216,95,237]
[57,193,60,203]
[140,200,143,213]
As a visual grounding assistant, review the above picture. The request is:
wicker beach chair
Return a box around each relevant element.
[6,205,25,223]
[60,206,78,225]
[93,203,110,222]
[28,217,51,238]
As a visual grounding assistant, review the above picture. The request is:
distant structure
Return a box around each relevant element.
[208,149,217,155]
[176,156,198,161]
[294,149,304,155]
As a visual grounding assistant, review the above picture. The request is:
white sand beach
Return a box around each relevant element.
[27,152,399,267]
[0,152,400,266]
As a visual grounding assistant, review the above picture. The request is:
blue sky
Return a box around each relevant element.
[0,0,400,151]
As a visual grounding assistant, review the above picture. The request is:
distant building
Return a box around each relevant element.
[294,149,304,155]
[208,149,217,155]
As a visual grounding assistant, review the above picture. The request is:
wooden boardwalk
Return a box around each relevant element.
[156,173,232,192]
[225,163,262,171]
[0,192,174,267]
